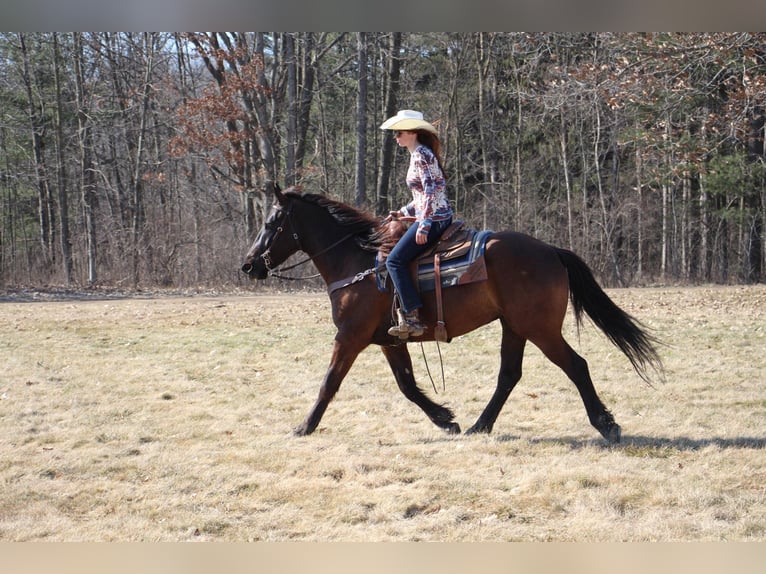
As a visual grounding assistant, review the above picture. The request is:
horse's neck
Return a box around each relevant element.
[306,232,374,283]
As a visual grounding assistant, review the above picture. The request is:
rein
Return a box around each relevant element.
[420,341,446,394]
[260,203,357,281]
[265,232,356,281]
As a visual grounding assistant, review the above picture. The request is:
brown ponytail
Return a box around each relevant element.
[415,130,447,179]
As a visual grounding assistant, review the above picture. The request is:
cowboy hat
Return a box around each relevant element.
[379,110,437,135]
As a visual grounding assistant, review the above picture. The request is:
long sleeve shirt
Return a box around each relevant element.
[399,144,453,236]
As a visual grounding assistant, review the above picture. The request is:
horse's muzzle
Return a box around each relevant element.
[241,261,268,280]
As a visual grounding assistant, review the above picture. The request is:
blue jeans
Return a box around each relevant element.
[386,218,452,313]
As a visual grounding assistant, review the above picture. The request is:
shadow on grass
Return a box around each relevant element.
[0,288,136,303]
[620,435,766,451]
[493,433,766,451]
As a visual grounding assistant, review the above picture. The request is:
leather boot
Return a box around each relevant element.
[388,309,425,339]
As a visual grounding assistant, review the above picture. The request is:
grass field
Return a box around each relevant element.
[0,285,764,541]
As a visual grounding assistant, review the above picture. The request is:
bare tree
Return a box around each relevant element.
[354,32,368,208]
[73,33,98,285]
[18,33,55,265]
[376,32,402,215]
[52,33,72,284]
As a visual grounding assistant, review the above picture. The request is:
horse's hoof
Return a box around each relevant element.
[465,423,491,435]
[602,423,621,444]
[446,422,461,435]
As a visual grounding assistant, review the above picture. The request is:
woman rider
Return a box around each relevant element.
[379,110,454,339]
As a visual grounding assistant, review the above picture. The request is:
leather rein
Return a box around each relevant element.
[260,202,377,287]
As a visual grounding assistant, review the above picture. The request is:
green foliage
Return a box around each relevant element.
[706,152,765,196]
[705,152,766,221]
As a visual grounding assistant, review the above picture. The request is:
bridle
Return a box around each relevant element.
[257,199,356,281]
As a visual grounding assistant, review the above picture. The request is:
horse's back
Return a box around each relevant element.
[484,230,568,279]
[480,230,571,330]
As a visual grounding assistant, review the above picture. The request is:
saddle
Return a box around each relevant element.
[377,220,493,342]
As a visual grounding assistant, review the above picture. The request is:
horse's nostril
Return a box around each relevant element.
[241,263,253,274]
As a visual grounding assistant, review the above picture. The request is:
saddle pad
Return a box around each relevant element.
[377,229,493,293]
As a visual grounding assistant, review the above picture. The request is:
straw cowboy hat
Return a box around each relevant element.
[379,110,438,135]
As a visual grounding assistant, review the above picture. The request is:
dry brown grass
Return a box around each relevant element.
[1,285,764,541]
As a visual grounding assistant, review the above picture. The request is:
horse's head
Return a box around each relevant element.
[241,185,300,280]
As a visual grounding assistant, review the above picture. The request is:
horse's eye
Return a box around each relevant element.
[264,209,285,230]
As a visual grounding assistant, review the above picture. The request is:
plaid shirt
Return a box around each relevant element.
[400,144,453,235]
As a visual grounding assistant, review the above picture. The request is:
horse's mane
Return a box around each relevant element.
[285,188,396,253]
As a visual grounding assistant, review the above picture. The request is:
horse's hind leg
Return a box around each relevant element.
[381,345,461,434]
[534,335,621,443]
[466,321,526,435]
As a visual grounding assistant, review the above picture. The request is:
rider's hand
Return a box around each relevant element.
[384,211,400,224]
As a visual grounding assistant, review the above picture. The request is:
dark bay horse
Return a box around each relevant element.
[241,186,663,443]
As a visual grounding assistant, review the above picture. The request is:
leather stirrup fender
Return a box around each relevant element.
[433,253,448,342]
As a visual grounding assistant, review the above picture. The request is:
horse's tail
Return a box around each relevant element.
[556,247,664,384]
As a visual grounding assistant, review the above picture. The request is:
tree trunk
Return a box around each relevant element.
[19,33,55,265]
[285,33,298,187]
[660,116,672,281]
[376,32,402,215]
[257,33,279,187]
[74,33,98,286]
[560,108,574,250]
[660,183,667,280]
[476,33,492,218]
[1,127,15,279]
[698,109,710,282]
[52,33,72,285]
[130,33,155,287]
[354,32,368,208]
[681,173,690,281]
[635,136,643,281]
[594,103,622,285]
[579,111,591,258]
[295,32,318,176]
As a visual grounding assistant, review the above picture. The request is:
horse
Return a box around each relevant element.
[240,186,663,443]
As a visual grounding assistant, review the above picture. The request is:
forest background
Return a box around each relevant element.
[1,32,764,291]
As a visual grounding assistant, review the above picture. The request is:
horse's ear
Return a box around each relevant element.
[273,182,285,203]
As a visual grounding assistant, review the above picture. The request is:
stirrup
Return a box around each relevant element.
[388,310,425,339]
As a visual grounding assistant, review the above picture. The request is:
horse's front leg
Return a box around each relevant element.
[294,337,362,436]
[381,344,461,434]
